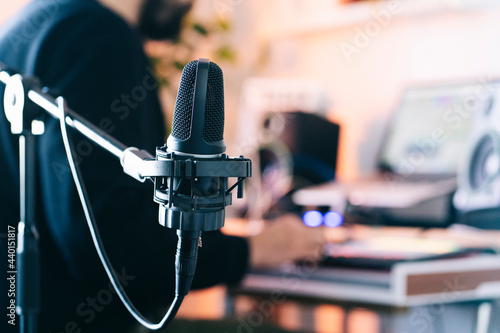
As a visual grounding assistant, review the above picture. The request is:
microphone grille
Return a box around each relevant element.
[204,62,224,143]
[171,60,224,143]
[171,61,197,141]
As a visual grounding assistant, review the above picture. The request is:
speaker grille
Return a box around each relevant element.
[469,134,497,190]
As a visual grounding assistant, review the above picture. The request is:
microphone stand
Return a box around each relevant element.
[0,63,251,333]
[16,116,40,333]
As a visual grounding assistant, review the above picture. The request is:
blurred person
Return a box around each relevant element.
[0,0,326,332]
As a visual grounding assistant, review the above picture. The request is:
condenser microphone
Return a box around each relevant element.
[153,58,250,234]
[152,58,251,300]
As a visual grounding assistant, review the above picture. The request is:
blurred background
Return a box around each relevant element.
[3,0,500,332]
[5,0,500,180]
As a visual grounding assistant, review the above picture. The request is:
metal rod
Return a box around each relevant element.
[17,135,40,333]
[0,67,127,160]
[27,89,127,159]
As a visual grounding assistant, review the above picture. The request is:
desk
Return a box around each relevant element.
[221,219,500,332]
[228,223,500,333]
[228,253,500,332]
[237,255,500,306]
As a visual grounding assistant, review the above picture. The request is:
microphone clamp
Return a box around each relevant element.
[120,145,252,232]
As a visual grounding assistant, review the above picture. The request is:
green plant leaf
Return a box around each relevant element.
[192,23,208,36]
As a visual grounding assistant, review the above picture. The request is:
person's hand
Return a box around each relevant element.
[247,214,326,269]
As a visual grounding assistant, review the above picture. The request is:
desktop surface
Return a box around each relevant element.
[232,225,500,307]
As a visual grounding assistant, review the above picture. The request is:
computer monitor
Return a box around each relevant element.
[378,82,492,177]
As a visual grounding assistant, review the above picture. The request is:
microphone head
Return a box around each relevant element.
[168,59,225,155]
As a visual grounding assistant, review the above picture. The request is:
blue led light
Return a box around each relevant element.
[303,210,323,227]
[324,211,343,228]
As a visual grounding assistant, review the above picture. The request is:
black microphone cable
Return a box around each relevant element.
[57,96,194,330]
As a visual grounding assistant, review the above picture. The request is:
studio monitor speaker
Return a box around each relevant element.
[256,111,340,218]
[453,82,500,228]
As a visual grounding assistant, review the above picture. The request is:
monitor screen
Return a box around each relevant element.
[378,83,493,175]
